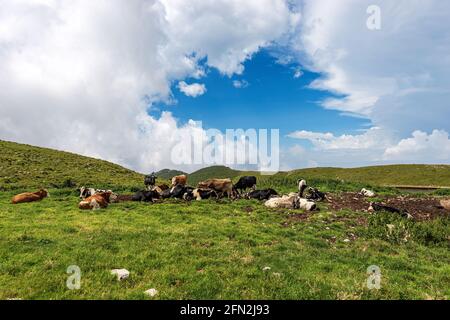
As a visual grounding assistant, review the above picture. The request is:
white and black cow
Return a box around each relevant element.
[144,172,157,190]
[297,179,307,198]
[246,188,278,201]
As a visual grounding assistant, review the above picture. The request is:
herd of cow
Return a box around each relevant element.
[75,174,325,211]
[10,174,326,212]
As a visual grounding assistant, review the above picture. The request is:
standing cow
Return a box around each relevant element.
[171,174,187,187]
[144,172,157,190]
[233,176,257,194]
[197,178,234,199]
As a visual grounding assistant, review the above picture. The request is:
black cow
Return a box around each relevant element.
[144,172,157,189]
[160,189,172,199]
[132,190,160,202]
[169,185,194,199]
[305,187,326,202]
[234,176,257,194]
[368,202,412,219]
[246,188,278,201]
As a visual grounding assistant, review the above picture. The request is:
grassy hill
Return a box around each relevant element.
[1,140,450,192]
[0,140,144,191]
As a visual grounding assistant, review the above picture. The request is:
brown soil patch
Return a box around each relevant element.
[326,192,449,221]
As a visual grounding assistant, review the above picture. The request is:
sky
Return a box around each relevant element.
[1,0,450,173]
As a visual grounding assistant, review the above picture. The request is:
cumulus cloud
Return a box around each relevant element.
[177,81,207,97]
[288,127,393,150]
[384,130,450,163]
[0,0,297,172]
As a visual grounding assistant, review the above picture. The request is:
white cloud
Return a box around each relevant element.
[177,81,207,97]
[232,79,249,89]
[384,130,450,163]
[288,127,393,150]
[0,0,297,172]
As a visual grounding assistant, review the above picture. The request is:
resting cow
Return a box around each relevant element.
[368,202,412,219]
[12,189,49,204]
[234,176,257,194]
[132,190,160,202]
[78,191,113,210]
[246,189,278,201]
[171,174,187,187]
[79,187,118,202]
[197,178,234,198]
[305,187,326,202]
[190,188,218,201]
[265,194,316,211]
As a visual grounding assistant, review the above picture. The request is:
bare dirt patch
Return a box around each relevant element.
[326,192,449,221]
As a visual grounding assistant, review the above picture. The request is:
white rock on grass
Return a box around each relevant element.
[343,239,351,243]
[262,266,271,271]
[144,288,158,297]
[111,269,130,281]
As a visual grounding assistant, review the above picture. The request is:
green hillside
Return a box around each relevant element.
[0,140,144,191]
[155,169,187,180]
[188,165,450,189]
[1,140,450,191]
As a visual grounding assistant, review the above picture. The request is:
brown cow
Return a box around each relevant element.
[78,191,113,210]
[197,178,234,198]
[12,189,49,204]
[171,174,187,187]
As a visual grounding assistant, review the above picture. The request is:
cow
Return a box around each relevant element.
[12,189,49,204]
[170,185,194,199]
[79,186,96,199]
[265,194,316,211]
[233,176,257,194]
[78,191,113,210]
[144,172,157,190]
[79,187,118,202]
[360,188,376,197]
[305,187,326,202]
[160,188,172,199]
[297,179,307,197]
[368,202,413,219]
[190,188,219,201]
[171,174,187,187]
[197,178,234,199]
[132,190,160,202]
[246,189,278,201]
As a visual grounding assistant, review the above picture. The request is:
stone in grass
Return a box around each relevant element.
[111,269,130,281]
[343,239,351,243]
[262,266,271,271]
[144,288,158,297]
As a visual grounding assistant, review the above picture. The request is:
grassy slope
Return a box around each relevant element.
[155,169,187,180]
[0,140,144,191]
[189,165,450,189]
[0,190,448,300]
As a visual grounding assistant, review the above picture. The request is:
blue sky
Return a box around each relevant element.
[153,50,370,151]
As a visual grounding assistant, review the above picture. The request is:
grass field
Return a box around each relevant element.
[0,140,449,300]
[0,188,449,300]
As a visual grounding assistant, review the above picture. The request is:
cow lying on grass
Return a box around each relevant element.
[265,193,316,211]
[368,202,413,219]
[132,190,160,202]
[79,186,119,202]
[78,191,115,210]
[12,189,49,204]
[305,187,326,202]
[245,189,278,201]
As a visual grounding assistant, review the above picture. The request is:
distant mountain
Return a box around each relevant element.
[155,169,188,180]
